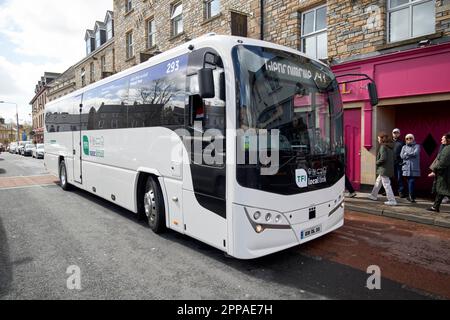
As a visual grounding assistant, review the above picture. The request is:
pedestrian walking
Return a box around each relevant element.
[400,134,421,203]
[367,132,397,206]
[437,139,449,204]
[392,128,406,197]
[345,175,357,198]
[428,133,450,213]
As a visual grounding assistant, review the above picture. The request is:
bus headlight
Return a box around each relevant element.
[244,208,291,234]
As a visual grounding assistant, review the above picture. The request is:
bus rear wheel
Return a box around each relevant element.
[59,160,71,191]
[143,177,166,234]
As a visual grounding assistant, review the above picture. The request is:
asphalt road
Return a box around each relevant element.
[0,152,449,300]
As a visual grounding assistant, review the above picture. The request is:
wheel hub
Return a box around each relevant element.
[144,189,157,222]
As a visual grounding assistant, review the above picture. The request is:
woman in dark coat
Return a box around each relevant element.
[428,133,450,212]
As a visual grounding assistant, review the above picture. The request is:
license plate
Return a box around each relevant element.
[301,225,322,240]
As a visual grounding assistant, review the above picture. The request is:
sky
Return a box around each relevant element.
[0,0,112,124]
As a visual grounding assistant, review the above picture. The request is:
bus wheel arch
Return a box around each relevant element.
[58,157,71,191]
[136,172,166,234]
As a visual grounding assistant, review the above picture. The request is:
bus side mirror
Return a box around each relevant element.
[198,68,215,99]
[368,82,379,107]
[219,72,226,101]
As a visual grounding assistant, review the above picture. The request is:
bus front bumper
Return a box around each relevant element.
[230,202,345,260]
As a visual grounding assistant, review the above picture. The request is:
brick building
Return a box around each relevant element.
[0,117,16,147]
[112,0,260,72]
[29,72,60,143]
[74,11,116,89]
[47,66,77,102]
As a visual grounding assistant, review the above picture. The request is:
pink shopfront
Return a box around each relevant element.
[332,42,450,194]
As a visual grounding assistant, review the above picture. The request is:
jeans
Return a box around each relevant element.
[394,164,405,195]
[345,175,355,193]
[371,175,396,202]
[407,177,416,200]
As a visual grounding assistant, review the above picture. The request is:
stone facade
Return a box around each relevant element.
[0,118,16,146]
[113,0,260,72]
[73,39,116,89]
[261,0,450,64]
[263,0,321,49]
[30,73,60,142]
[47,66,77,102]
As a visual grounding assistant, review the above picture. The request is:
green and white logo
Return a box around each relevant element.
[83,136,89,156]
[295,169,308,188]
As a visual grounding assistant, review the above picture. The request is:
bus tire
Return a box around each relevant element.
[143,176,166,234]
[59,160,71,191]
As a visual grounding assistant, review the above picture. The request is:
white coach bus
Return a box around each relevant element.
[45,34,347,259]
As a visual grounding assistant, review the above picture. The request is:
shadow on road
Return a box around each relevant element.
[69,187,433,300]
[0,217,13,297]
[0,168,6,175]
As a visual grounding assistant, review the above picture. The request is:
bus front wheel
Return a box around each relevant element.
[59,160,71,191]
[143,177,166,234]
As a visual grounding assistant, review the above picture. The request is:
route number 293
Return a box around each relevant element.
[166,60,180,74]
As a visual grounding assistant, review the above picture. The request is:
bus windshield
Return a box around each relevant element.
[233,45,345,195]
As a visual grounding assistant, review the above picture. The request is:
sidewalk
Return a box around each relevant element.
[345,193,450,229]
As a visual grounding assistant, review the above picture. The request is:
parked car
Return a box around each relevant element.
[18,141,31,156]
[23,143,36,157]
[33,144,44,159]
[9,142,17,154]
[17,144,25,155]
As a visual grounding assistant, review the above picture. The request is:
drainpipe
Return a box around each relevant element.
[260,0,264,40]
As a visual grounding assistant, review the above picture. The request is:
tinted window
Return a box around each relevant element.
[83,77,129,130]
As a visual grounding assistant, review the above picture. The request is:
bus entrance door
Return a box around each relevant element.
[72,95,83,184]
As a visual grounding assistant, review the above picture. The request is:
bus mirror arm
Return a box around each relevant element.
[188,94,203,126]
[219,72,226,101]
[336,73,379,107]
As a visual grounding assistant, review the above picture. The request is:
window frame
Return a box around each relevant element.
[95,30,102,48]
[125,0,133,13]
[300,4,328,60]
[106,18,114,40]
[126,31,134,59]
[387,0,436,43]
[171,2,183,36]
[89,62,95,83]
[81,68,86,87]
[101,55,106,72]
[147,18,156,48]
[205,0,220,20]
[86,40,91,55]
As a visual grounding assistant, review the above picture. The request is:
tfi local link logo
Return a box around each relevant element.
[296,169,308,188]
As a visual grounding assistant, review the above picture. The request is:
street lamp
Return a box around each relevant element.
[0,101,20,142]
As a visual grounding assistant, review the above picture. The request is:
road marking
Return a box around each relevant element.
[0,184,58,191]
[0,175,58,189]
